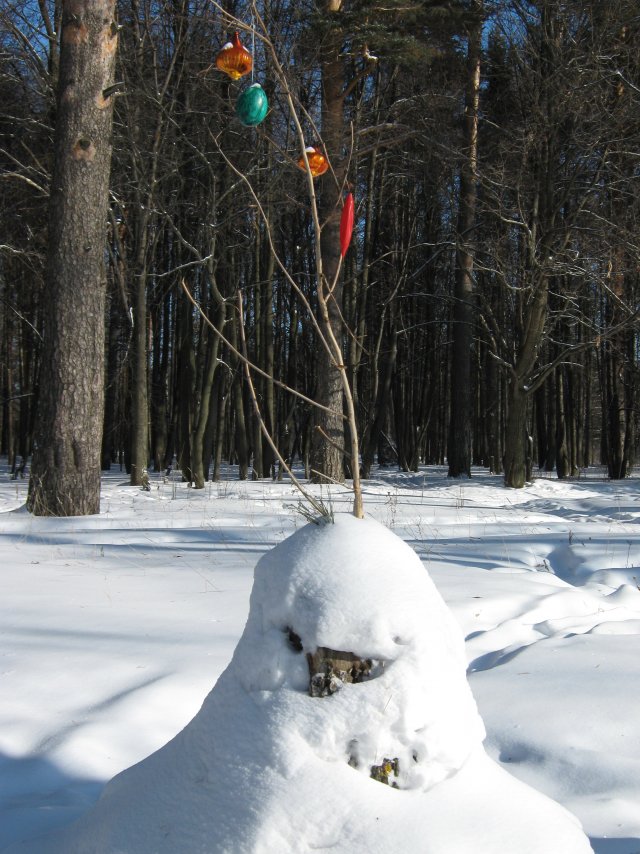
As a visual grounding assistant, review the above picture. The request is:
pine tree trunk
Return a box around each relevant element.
[448,0,482,478]
[102,288,122,470]
[130,242,149,485]
[150,296,171,472]
[28,1,117,516]
[176,289,195,482]
[261,251,276,478]
[310,8,346,486]
[555,368,570,479]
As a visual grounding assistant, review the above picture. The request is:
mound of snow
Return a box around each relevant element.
[6,515,592,853]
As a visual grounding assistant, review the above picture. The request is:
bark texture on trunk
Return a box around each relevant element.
[503,384,530,489]
[448,0,482,478]
[310,8,346,486]
[130,233,149,486]
[28,1,117,516]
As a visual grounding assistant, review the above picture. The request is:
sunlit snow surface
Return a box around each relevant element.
[1,465,639,852]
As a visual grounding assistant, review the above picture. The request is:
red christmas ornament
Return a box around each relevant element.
[215,32,253,80]
[340,192,355,258]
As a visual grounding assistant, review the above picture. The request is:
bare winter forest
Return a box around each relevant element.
[1,1,639,515]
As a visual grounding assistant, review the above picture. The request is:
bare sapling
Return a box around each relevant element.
[200,1,365,519]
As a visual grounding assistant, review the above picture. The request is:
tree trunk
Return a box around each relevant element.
[191,300,225,488]
[229,312,249,480]
[555,368,570,479]
[534,384,547,470]
[150,295,171,472]
[129,226,150,485]
[212,371,228,481]
[544,373,557,472]
[503,383,530,489]
[310,7,346,486]
[261,248,276,478]
[448,0,482,478]
[102,287,123,470]
[176,289,195,482]
[28,1,117,516]
[361,326,397,479]
[484,351,503,474]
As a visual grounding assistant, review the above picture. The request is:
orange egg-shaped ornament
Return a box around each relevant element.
[215,31,253,80]
[297,146,329,178]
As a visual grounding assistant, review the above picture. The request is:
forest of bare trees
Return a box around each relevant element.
[1,0,639,513]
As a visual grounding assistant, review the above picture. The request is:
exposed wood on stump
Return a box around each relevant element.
[306,647,373,697]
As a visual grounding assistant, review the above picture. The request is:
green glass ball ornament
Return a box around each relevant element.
[235,83,269,127]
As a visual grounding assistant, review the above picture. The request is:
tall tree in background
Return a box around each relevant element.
[27,0,118,515]
[448,0,482,477]
[477,1,640,487]
[308,0,351,486]
[308,0,461,484]
[597,7,639,479]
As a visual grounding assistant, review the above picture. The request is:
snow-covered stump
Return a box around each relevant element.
[8,515,593,853]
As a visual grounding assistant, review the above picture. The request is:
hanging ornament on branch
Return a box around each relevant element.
[236,82,269,126]
[297,146,329,178]
[215,31,253,80]
[340,192,355,258]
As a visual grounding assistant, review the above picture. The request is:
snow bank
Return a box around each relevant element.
[5,515,592,853]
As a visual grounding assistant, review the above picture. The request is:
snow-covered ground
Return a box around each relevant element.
[1,464,639,852]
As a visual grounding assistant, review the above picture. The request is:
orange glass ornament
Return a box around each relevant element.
[215,32,253,80]
[297,146,329,178]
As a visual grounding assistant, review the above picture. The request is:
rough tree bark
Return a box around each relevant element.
[28,0,117,516]
[310,1,347,486]
[448,0,482,478]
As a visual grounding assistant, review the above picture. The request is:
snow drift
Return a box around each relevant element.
[6,515,592,853]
